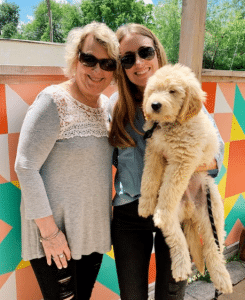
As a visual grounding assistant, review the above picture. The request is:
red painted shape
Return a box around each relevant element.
[0,174,8,184]
[237,83,245,102]
[8,83,51,106]
[112,165,116,200]
[202,82,217,113]
[90,281,119,300]
[225,219,244,246]
[218,83,236,110]
[0,219,12,244]
[0,272,13,290]
[148,253,156,284]
[226,140,245,198]
[8,133,20,182]
[214,113,233,143]
[0,84,8,134]
[15,266,43,300]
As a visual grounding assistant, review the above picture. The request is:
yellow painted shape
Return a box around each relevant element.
[223,142,230,169]
[106,246,115,259]
[11,181,20,189]
[16,260,30,270]
[224,194,240,219]
[242,192,245,200]
[230,115,245,141]
[218,173,227,199]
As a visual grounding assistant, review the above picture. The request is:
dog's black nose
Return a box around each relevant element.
[151,102,162,112]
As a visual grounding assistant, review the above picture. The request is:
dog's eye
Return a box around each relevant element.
[169,90,176,94]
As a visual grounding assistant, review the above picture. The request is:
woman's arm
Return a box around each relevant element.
[196,105,225,176]
[15,90,71,268]
[15,91,60,219]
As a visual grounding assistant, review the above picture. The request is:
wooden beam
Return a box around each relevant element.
[179,0,207,81]
[0,75,66,85]
[0,65,64,76]
[201,69,245,83]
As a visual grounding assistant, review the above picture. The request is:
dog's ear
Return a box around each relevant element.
[177,81,206,123]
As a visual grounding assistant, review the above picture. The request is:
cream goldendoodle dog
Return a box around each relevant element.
[138,64,232,294]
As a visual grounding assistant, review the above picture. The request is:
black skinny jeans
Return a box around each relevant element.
[111,200,187,300]
[30,252,103,300]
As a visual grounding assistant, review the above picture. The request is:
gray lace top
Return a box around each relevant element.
[15,85,113,260]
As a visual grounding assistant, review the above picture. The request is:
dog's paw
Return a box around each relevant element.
[138,197,153,218]
[209,265,233,294]
[171,257,192,282]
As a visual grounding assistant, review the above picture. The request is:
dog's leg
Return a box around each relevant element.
[139,145,166,218]
[153,162,199,281]
[158,214,193,281]
[198,179,232,294]
[182,218,205,275]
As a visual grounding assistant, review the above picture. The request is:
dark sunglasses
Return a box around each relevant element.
[120,46,156,69]
[78,51,117,72]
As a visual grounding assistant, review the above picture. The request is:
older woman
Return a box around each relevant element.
[109,23,224,300]
[15,22,119,300]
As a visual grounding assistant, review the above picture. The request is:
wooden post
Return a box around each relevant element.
[179,0,207,81]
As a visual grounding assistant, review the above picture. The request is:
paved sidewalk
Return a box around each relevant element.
[184,261,245,300]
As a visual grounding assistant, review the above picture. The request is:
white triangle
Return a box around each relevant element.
[214,85,232,113]
[0,134,10,182]
[0,272,17,300]
[5,85,29,134]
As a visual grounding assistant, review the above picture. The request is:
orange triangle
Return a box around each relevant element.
[0,272,13,290]
[0,220,13,244]
[8,83,51,106]
[237,83,245,101]
[218,82,236,110]
[214,113,233,143]
[225,218,244,246]
[0,174,8,184]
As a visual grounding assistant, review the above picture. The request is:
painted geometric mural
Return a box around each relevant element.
[0,81,245,299]
[202,82,245,246]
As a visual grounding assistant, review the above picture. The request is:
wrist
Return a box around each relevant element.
[34,215,58,238]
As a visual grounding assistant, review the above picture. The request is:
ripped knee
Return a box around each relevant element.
[58,275,75,300]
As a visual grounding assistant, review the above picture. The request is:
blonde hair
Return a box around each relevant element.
[64,21,119,79]
[109,23,168,148]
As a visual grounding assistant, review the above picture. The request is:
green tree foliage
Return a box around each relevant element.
[152,0,182,64]
[21,0,73,43]
[78,0,154,31]
[203,0,245,70]
[232,0,245,18]
[0,2,20,38]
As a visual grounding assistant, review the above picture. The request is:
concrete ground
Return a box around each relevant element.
[184,261,245,300]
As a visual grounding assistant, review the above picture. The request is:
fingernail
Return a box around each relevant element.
[58,266,62,269]
[64,265,67,268]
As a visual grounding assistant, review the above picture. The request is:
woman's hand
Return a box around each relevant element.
[41,230,71,269]
[35,215,71,269]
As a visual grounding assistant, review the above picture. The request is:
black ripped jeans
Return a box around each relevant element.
[30,252,103,300]
[111,200,187,300]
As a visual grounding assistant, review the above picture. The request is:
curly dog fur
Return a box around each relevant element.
[138,64,232,294]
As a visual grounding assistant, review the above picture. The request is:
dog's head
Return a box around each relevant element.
[143,64,206,124]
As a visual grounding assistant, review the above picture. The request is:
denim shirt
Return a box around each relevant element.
[109,92,225,206]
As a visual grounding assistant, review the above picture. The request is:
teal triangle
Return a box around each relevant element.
[225,194,245,237]
[215,164,226,185]
[97,254,120,295]
[233,85,245,134]
[0,183,22,275]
